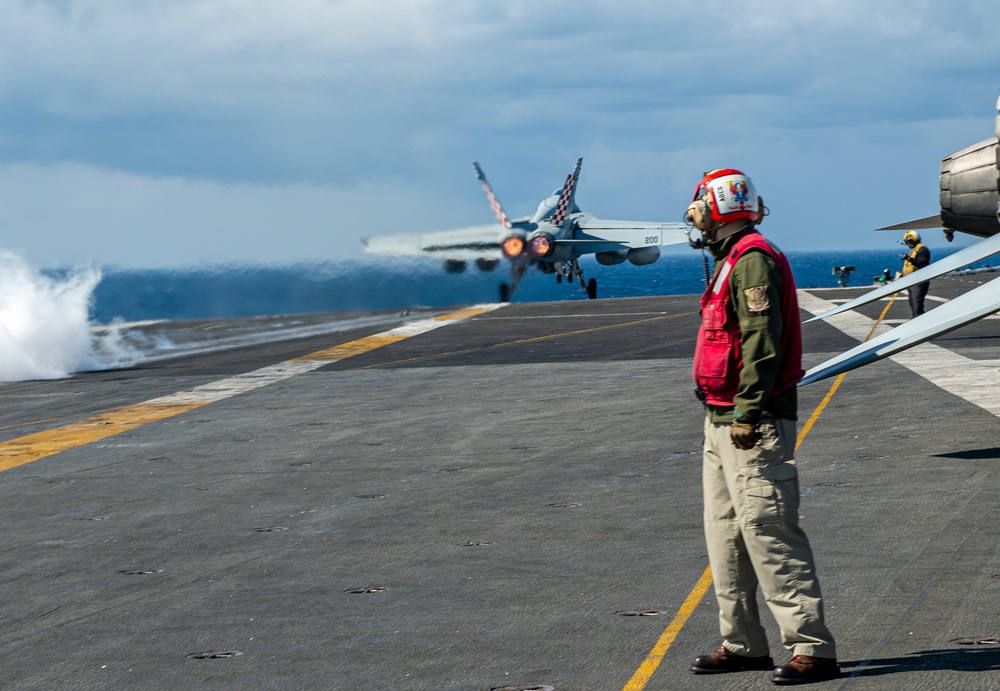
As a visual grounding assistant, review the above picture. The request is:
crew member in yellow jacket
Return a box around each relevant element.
[900,231,931,317]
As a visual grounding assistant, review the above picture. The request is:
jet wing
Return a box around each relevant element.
[361,225,503,261]
[800,273,1000,385]
[805,232,1000,323]
[573,219,689,248]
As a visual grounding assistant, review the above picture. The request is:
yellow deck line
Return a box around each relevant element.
[0,306,498,473]
[434,307,488,321]
[290,307,495,363]
[622,568,714,690]
[622,293,896,689]
[0,401,210,472]
[290,335,411,362]
[348,312,698,371]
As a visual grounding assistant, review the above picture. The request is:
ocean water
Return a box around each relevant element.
[88,247,972,324]
[0,245,985,382]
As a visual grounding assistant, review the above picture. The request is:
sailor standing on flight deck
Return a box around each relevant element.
[900,230,931,317]
[684,169,839,685]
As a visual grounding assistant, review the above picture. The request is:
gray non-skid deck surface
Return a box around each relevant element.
[0,277,997,689]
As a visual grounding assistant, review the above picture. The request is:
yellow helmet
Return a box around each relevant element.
[903,231,921,244]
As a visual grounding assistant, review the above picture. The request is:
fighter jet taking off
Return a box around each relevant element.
[362,158,689,301]
[803,92,1000,385]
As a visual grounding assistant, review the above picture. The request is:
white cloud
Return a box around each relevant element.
[0,162,488,268]
[0,0,998,264]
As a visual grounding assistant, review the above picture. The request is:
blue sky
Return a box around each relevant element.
[1,0,999,268]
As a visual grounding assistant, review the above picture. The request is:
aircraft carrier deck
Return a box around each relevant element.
[0,274,998,690]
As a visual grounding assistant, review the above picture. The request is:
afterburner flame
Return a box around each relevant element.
[502,236,525,258]
[529,233,554,258]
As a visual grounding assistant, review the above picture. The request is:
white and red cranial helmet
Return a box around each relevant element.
[690,168,760,226]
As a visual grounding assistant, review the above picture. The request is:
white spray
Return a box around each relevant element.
[0,251,136,382]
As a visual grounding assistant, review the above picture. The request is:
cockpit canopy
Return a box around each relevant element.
[531,194,561,223]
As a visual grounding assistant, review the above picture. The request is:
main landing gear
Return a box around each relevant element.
[562,259,597,299]
[498,259,597,302]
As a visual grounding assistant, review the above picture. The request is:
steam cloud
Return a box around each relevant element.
[0,252,134,382]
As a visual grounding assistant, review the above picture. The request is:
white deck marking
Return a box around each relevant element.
[0,306,505,471]
[799,290,1000,417]
[151,305,503,405]
[149,361,328,404]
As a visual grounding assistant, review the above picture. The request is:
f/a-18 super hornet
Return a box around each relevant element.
[803,92,1000,385]
[362,158,688,301]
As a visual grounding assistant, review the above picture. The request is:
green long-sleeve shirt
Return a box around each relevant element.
[703,230,798,424]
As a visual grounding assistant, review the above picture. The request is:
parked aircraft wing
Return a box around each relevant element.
[800,273,1000,385]
[575,219,689,245]
[361,225,503,261]
[805,232,1000,323]
[874,214,944,232]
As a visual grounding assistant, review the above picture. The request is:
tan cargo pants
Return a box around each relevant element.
[702,417,836,658]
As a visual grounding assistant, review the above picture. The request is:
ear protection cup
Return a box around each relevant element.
[686,197,714,231]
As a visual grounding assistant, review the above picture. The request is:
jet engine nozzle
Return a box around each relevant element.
[501,235,526,259]
[527,232,556,258]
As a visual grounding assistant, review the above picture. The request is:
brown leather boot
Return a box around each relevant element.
[690,644,774,674]
[771,655,840,684]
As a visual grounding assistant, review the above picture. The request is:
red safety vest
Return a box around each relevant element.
[692,231,804,406]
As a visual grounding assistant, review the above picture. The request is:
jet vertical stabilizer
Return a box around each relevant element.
[474,162,512,230]
[549,157,583,228]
